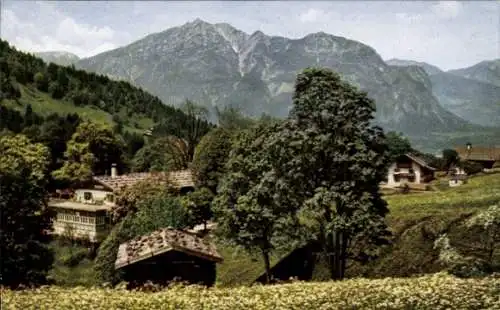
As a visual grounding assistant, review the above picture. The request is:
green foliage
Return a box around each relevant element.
[265,67,392,279]
[132,136,188,172]
[462,160,483,175]
[215,106,256,130]
[53,120,125,186]
[1,39,211,149]
[192,127,233,193]
[386,131,413,160]
[34,71,49,92]
[60,247,89,268]
[95,194,189,284]
[442,149,459,170]
[434,234,492,278]
[466,205,500,266]
[152,99,213,162]
[0,168,54,288]
[0,134,51,185]
[182,187,214,227]
[214,122,299,283]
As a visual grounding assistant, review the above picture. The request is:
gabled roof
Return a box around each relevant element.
[115,227,223,269]
[400,153,436,171]
[455,146,500,161]
[93,169,194,192]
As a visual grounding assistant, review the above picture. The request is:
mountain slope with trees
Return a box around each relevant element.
[0,39,206,134]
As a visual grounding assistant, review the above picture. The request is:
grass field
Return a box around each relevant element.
[216,172,500,286]
[45,173,500,287]
[3,273,499,309]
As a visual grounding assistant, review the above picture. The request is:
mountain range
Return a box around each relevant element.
[30,19,500,149]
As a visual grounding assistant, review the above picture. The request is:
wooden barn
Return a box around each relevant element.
[254,243,318,284]
[115,228,223,287]
[456,145,500,169]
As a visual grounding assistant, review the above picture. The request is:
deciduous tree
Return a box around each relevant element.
[53,121,125,186]
[0,163,53,287]
[213,123,296,283]
[265,67,392,280]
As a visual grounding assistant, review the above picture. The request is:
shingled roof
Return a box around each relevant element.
[93,169,194,192]
[456,146,500,162]
[115,228,223,269]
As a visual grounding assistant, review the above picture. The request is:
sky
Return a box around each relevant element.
[1,1,498,71]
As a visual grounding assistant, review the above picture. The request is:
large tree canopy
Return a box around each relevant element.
[192,127,234,194]
[0,137,53,288]
[0,134,51,185]
[213,122,296,283]
[264,67,392,279]
[53,120,126,186]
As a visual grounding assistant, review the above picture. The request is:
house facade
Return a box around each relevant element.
[115,227,223,287]
[385,154,436,188]
[449,166,467,187]
[49,200,112,243]
[49,166,196,242]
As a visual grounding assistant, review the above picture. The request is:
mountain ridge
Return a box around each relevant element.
[35,51,80,66]
[76,19,472,137]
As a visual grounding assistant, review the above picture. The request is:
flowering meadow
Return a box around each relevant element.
[3,273,500,310]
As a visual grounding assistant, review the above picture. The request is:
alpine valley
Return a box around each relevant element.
[22,19,500,151]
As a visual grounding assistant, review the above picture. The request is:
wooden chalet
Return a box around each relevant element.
[456,146,500,169]
[384,153,436,189]
[48,200,112,243]
[48,166,195,243]
[115,228,223,287]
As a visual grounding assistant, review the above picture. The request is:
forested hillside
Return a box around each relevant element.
[0,39,206,133]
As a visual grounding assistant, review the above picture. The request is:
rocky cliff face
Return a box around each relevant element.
[388,58,500,127]
[386,59,443,76]
[77,19,468,135]
[448,59,500,87]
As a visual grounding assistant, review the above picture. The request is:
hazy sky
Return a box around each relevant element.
[1,1,498,70]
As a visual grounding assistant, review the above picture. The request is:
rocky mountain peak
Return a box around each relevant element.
[75,20,479,136]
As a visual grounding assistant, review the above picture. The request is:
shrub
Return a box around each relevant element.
[60,247,89,268]
[94,195,190,284]
[462,161,483,175]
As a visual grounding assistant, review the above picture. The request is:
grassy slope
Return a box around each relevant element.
[216,172,500,286]
[48,173,500,287]
[1,84,154,133]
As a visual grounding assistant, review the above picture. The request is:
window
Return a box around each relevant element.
[106,194,114,202]
[84,192,93,200]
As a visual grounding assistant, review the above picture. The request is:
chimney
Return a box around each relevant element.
[111,163,118,179]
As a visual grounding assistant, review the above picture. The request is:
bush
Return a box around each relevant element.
[60,247,89,267]
[95,195,190,284]
[448,258,492,278]
[462,161,483,175]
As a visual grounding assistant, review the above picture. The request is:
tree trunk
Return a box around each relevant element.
[328,231,335,280]
[340,232,348,279]
[334,230,341,280]
[261,249,272,284]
